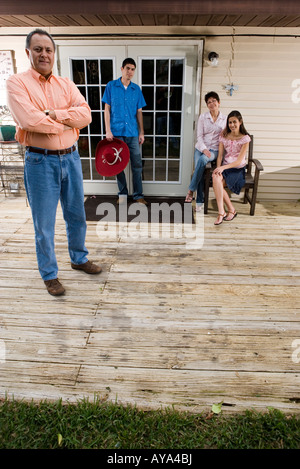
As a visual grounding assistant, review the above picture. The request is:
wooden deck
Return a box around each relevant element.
[0,194,300,414]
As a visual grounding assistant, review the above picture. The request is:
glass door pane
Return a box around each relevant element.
[141,58,184,184]
[71,58,114,182]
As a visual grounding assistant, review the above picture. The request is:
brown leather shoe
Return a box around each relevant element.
[71,260,102,274]
[44,278,65,296]
[136,198,148,205]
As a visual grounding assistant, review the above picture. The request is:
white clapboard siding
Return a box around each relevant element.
[1,28,300,201]
[202,35,300,201]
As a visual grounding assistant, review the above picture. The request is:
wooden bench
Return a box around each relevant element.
[203,135,263,216]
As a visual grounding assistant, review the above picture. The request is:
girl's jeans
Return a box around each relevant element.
[188,148,218,204]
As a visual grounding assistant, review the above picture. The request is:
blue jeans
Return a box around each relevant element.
[115,136,144,200]
[24,147,89,281]
[189,148,218,204]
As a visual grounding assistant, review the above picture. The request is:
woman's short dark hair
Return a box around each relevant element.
[204,91,220,103]
[25,29,56,51]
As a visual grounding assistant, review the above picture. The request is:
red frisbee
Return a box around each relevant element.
[95,138,130,177]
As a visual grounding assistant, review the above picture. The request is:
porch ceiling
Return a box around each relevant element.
[1,0,300,28]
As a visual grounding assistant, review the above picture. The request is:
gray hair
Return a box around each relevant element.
[25,29,56,51]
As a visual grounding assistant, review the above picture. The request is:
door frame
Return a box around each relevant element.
[56,38,203,196]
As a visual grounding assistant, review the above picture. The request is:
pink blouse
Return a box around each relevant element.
[219,134,251,169]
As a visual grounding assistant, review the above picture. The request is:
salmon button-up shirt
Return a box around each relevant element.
[6,68,91,150]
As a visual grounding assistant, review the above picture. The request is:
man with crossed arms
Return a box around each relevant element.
[6,29,101,296]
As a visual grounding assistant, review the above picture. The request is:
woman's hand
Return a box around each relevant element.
[213,166,224,176]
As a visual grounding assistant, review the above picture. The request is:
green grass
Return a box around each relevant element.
[0,398,299,449]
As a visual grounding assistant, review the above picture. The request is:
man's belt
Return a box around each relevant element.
[26,145,77,156]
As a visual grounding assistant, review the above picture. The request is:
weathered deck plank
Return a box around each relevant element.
[0,195,299,414]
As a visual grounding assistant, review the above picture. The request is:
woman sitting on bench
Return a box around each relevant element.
[212,110,250,225]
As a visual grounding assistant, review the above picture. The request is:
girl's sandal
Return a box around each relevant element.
[214,212,226,225]
[185,191,193,203]
[224,211,237,221]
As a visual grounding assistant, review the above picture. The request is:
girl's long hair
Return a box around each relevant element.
[223,110,249,137]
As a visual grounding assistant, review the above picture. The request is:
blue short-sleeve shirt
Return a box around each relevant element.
[102,77,147,137]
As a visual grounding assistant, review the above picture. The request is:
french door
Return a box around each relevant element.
[58,41,202,196]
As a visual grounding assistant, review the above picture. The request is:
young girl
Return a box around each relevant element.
[212,110,251,225]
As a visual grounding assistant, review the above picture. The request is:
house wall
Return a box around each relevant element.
[1,26,300,201]
[202,33,300,201]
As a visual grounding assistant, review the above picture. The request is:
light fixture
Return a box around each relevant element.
[208,52,219,67]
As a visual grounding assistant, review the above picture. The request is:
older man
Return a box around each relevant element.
[6,29,101,296]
